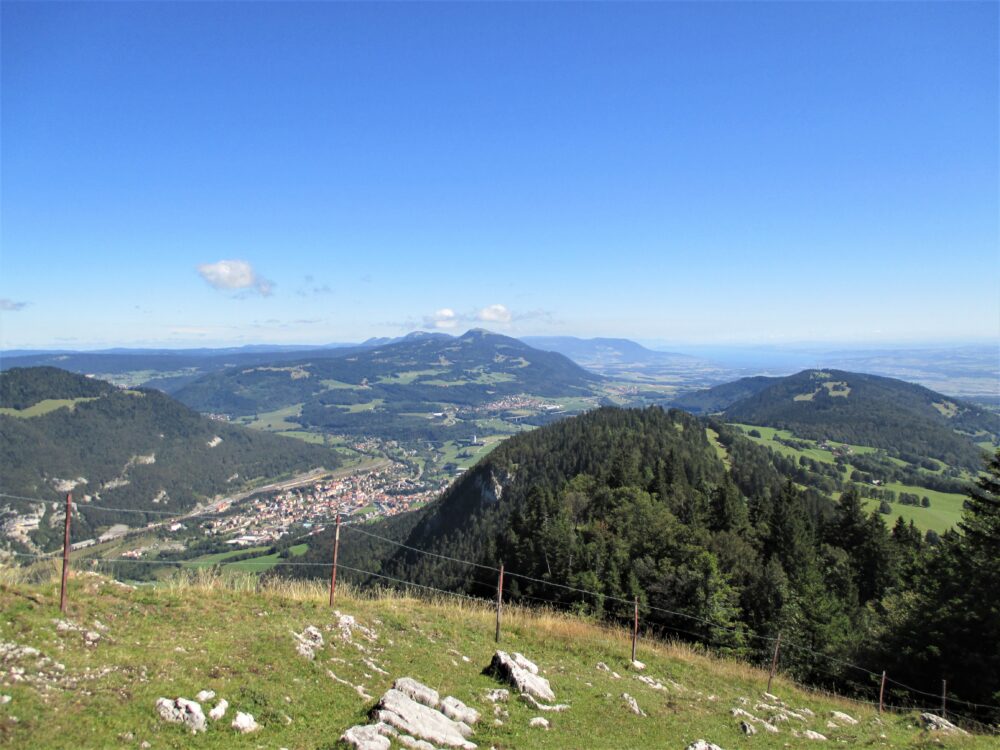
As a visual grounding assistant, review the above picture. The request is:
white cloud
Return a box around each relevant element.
[477,304,512,324]
[416,304,525,331]
[197,260,274,296]
[0,299,27,311]
[424,308,459,329]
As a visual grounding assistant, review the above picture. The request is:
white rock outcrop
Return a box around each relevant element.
[520,694,570,712]
[440,695,481,725]
[395,676,440,709]
[621,692,645,716]
[341,723,392,750]
[920,713,968,735]
[231,711,259,733]
[529,716,550,729]
[294,624,325,659]
[209,699,228,721]
[488,651,555,702]
[374,688,476,750]
[830,710,858,726]
[155,697,206,734]
[685,741,725,750]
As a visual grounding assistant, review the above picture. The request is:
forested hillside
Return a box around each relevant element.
[284,406,1000,722]
[676,369,998,469]
[0,367,340,548]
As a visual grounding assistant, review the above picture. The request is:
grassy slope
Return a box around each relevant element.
[730,424,967,534]
[0,569,992,750]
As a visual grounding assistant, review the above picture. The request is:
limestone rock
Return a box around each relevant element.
[621,693,645,717]
[195,690,215,703]
[529,717,550,729]
[441,695,480,725]
[487,651,555,702]
[830,710,858,726]
[685,741,725,750]
[397,736,436,750]
[155,697,206,734]
[511,652,539,675]
[209,699,228,721]
[485,689,509,703]
[740,721,756,736]
[375,688,476,750]
[630,660,646,671]
[520,694,570,712]
[231,711,258,733]
[395,677,441,709]
[920,713,968,735]
[341,724,392,750]
[295,625,325,659]
[797,729,827,741]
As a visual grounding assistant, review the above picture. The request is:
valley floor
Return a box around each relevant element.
[0,568,992,749]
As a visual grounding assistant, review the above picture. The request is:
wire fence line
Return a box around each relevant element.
[2,491,998,721]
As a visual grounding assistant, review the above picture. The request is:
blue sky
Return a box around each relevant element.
[1,2,997,349]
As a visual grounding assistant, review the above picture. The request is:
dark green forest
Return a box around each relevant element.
[282,406,1000,723]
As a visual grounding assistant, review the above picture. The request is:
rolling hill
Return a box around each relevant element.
[673,369,999,470]
[0,367,341,550]
[171,330,605,442]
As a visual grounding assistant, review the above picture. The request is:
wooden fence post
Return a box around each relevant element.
[60,493,72,613]
[941,679,947,719]
[767,631,782,693]
[495,563,503,643]
[879,670,886,714]
[329,512,341,607]
[495,563,504,643]
[631,597,639,663]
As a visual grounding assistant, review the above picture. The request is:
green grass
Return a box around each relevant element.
[319,379,359,390]
[731,424,839,464]
[275,430,327,445]
[343,399,384,413]
[731,424,966,533]
[184,546,271,566]
[865,482,967,534]
[183,544,310,573]
[0,397,99,418]
[238,403,304,431]
[375,370,442,385]
[705,427,730,469]
[0,569,993,749]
